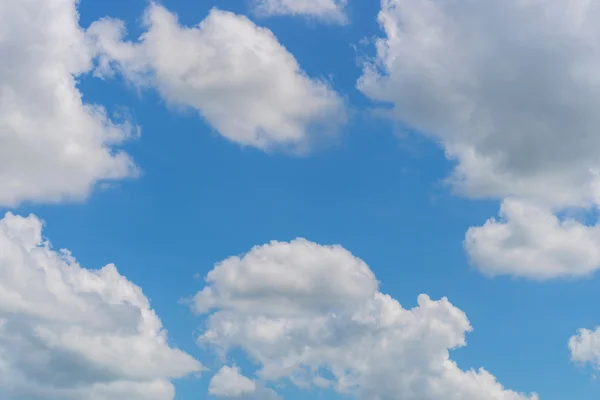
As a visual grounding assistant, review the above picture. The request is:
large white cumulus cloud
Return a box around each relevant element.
[0,0,138,207]
[194,238,538,400]
[87,4,345,153]
[359,0,600,208]
[358,0,600,279]
[0,212,203,400]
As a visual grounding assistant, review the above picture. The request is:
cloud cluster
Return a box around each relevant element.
[3,0,590,397]
[251,0,348,24]
[0,0,137,207]
[87,4,345,153]
[358,0,600,279]
[0,213,203,399]
[194,239,538,400]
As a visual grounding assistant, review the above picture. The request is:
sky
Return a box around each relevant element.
[2,0,600,399]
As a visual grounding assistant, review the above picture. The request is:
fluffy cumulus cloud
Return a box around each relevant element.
[569,327,600,370]
[358,0,600,279]
[87,4,345,153]
[251,0,348,24]
[0,212,203,400]
[465,199,600,279]
[0,0,137,207]
[194,238,538,400]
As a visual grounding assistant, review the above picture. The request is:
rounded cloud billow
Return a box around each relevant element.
[358,0,600,279]
[193,238,378,316]
[0,213,203,400]
[193,238,538,400]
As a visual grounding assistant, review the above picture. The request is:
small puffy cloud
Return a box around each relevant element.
[251,0,348,24]
[465,199,600,279]
[358,0,600,278]
[193,238,538,400]
[0,212,203,400]
[209,366,256,397]
[208,366,281,399]
[0,0,137,207]
[87,4,345,153]
[569,327,600,369]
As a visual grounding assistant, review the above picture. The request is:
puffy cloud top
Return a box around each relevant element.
[194,238,378,316]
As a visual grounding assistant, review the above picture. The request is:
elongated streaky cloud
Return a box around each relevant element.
[252,0,348,24]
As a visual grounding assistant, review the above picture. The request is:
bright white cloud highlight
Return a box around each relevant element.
[0,212,203,400]
[194,238,538,400]
[252,0,348,24]
[87,4,345,153]
[358,0,600,279]
[0,0,137,207]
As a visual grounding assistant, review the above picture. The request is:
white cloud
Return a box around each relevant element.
[193,238,378,316]
[569,327,600,369]
[193,239,538,400]
[465,199,600,279]
[87,4,345,153]
[207,366,281,399]
[358,0,600,278]
[0,0,138,207]
[208,366,281,399]
[251,0,348,24]
[0,212,203,400]
[209,366,256,397]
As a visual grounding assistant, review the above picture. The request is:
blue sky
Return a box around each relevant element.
[3,0,600,399]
